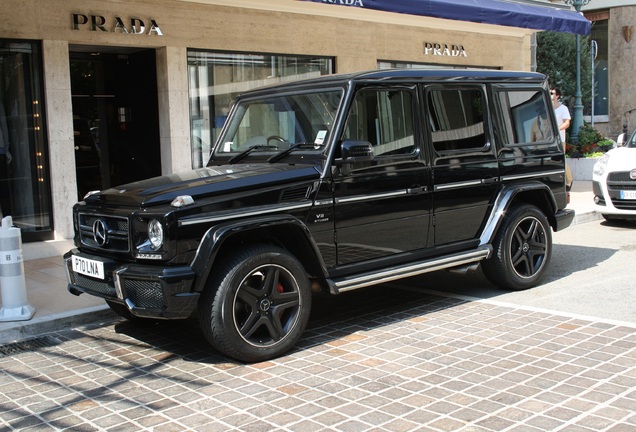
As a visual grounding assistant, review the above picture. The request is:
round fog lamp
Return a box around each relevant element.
[148,219,164,250]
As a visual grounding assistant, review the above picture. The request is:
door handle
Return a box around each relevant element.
[407,185,427,195]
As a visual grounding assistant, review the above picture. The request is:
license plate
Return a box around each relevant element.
[72,255,105,280]
[619,190,636,200]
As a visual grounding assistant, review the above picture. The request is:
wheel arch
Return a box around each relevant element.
[480,181,558,247]
[190,215,327,293]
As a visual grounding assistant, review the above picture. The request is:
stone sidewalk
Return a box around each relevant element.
[1,287,635,431]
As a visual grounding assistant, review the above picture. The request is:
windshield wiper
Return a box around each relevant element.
[229,145,278,164]
[268,143,322,163]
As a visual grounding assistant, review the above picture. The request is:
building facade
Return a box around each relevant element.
[0,0,587,259]
[581,1,636,139]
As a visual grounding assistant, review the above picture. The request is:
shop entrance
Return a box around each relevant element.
[69,46,161,200]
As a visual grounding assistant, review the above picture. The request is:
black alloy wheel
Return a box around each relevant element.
[482,204,552,291]
[199,245,311,362]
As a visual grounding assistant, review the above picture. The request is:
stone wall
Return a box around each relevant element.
[610,6,636,137]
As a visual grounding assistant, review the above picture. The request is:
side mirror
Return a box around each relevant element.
[617,133,626,147]
[338,140,374,163]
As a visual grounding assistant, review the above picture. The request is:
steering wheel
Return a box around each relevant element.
[267,135,287,146]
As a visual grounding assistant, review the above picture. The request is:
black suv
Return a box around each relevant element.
[65,69,574,362]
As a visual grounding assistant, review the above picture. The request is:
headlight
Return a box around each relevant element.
[147,219,164,250]
[593,154,609,177]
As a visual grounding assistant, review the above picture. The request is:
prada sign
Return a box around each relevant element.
[72,13,163,36]
[424,42,467,58]
[320,0,365,5]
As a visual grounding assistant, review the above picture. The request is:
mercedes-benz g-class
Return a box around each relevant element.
[65,69,574,362]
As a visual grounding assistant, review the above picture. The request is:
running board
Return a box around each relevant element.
[327,246,491,295]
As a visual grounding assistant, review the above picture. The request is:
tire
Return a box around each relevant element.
[105,300,139,321]
[198,245,311,363]
[482,204,552,291]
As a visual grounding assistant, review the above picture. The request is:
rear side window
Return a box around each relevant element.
[426,87,488,155]
[343,88,415,157]
[495,89,555,145]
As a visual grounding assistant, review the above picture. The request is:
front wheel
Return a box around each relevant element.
[199,245,311,362]
[482,204,552,291]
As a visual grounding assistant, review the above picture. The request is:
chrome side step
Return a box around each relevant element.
[327,246,491,295]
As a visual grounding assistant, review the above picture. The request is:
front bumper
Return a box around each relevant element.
[64,249,198,319]
[593,179,636,217]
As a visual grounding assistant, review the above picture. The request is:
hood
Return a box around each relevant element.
[84,163,322,207]
[604,146,636,172]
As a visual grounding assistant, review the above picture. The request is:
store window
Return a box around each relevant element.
[187,51,334,168]
[590,19,608,117]
[0,40,52,241]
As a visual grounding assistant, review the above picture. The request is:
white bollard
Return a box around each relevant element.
[0,216,35,321]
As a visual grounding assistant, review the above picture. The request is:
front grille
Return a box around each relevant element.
[79,213,130,252]
[608,184,636,192]
[124,279,164,309]
[69,272,117,298]
[611,200,636,210]
[608,171,636,182]
[606,172,636,209]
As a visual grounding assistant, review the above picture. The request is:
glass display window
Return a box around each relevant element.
[0,40,52,241]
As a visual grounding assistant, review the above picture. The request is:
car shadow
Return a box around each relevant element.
[107,243,618,364]
[108,286,467,365]
[395,242,618,299]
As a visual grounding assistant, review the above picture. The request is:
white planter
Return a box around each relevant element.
[567,158,598,181]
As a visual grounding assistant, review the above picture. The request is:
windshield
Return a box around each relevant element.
[213,89,343,158]
[629,130,636,148]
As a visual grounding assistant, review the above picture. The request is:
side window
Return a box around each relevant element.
[495,89,555,145]
[426,87,487,154]
[343,88,415,157]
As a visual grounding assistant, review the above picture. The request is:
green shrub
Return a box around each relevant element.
[596,139,614,152]
[577,123,604,145]
[583,151,604,158]
[568,123,606,157]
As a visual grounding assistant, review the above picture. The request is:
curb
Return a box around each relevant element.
[573,209,602,225]
[0,305,116,345]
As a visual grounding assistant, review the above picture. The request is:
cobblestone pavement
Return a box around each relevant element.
[1,286,635,432]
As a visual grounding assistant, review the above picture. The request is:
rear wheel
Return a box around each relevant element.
[482,204,552,291]
[199,245,311,362]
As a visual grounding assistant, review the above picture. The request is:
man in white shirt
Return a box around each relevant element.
[551,88,571,145]
[551,87,572,189]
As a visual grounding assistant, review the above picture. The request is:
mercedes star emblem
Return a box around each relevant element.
[93,219,108,246]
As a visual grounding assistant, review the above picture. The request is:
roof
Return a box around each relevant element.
[239,69,548,97]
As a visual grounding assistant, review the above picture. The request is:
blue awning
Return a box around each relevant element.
[300,0,591,36]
